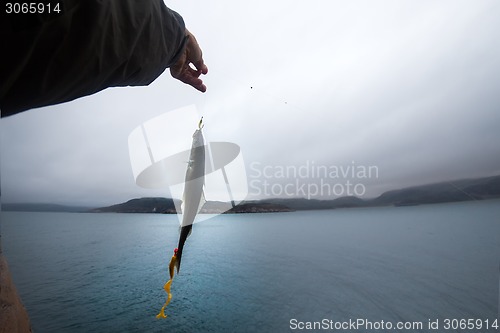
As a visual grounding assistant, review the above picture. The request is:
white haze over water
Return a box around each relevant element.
[1,0,500,206]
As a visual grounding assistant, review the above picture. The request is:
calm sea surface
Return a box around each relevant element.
[1,200,500,333]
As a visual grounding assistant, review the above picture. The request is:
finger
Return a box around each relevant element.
[192,59,208,75]
[187,77,206,92]
[176,70,206,92]
[181,76,205,92]
[185,33,208,75]
[169,29,207,92]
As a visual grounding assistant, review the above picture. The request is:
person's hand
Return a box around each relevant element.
[170,29,208,92]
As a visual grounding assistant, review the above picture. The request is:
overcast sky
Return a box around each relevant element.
[1,0,500,207]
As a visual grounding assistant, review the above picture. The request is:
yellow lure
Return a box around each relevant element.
[156,250,178,319]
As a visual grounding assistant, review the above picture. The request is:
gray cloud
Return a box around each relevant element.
[2,0,500,205]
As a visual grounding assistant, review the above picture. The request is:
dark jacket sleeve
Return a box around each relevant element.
[0,0,187,117]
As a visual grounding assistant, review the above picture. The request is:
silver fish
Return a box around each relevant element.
[175,118,205,273]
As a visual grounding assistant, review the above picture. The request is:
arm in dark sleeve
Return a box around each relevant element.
[0,0,187,117]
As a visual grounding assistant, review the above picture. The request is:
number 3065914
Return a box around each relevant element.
[5,2,61,14]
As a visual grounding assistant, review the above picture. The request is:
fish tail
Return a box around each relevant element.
[175,249,182,273]
[176,224,192,274]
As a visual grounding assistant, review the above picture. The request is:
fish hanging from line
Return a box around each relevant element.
[176,117,205,273]
[157,117,206,318]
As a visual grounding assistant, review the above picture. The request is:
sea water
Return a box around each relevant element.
[1,200,500,332]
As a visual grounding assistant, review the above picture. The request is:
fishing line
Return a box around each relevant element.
[199,93,215,173]
[196,91,218,205]
[197,93,236,207]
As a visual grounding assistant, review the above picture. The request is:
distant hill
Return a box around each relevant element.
[256,196,366,210]
[260,175,500,209]
[1,203,91,213]
[4,175,500,213]
[88,197,179,213]
[88,198,293,214]
[88,175,500,213]
[370,175,500,206]
[224,202,294,213]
